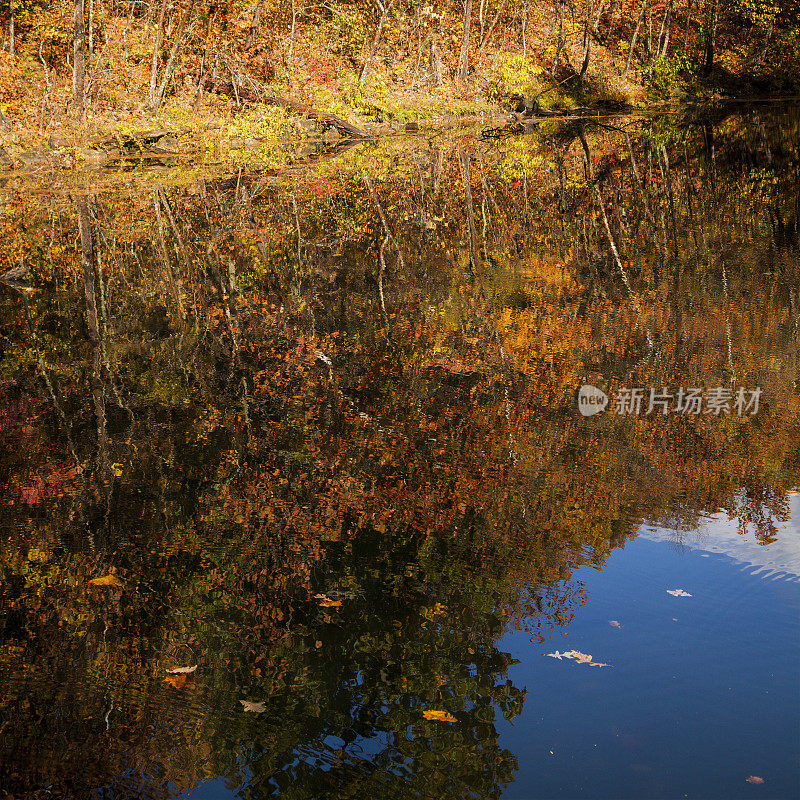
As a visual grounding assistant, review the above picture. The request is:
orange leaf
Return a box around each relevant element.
[164,674,193,689]
[314,593,342,608]
[423,709,458,723]
[88,574,122,588]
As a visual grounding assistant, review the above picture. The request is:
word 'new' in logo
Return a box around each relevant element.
[578,384,609,417]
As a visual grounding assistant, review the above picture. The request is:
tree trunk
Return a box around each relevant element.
[459,150,478,267]
[428,38,442,86]
[73,0,87,120]
[245,0,263,49]
[622,0,648,79]
[551,0,565,76]
[658,0,673,59]
[702,0,718,76]
[458,0,472,86]
[361,0,394,83]
[197,76,375,138]
[149,0,167,109]
[151,7,189,110]
[579,18,591,80]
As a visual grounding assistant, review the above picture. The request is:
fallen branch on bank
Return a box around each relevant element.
[197,77,375,140]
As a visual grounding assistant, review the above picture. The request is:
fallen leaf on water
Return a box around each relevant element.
[164,674,193,689]
[166,665,197,675]
[746,776,764,785]
[565,650,593,664]
[608,620,621,628]
[314,593,342,608]
[240,700,266,713]
[666,589,692,597]
[547,650,613,667]
[423,709,458,723]
[88,574,122,587]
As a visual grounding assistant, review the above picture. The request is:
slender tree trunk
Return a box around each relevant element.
[522,2,528,57]
[152,7,188,110]
[551,0,565,76]
[622,0,648,79]
[757,17,773,63]
[579,18,591,80]
[702,0,718,76]
[288,0,296,66]
[428,38,442,85]
[658,0,673,59]
[593,0,605,35]
[361,0,394,82]
[9,0,14,56]
[459,0,472,86]
[78,195,108,480]
[149,0,166,109]
[459,150,478,267]
[73,0,87,120]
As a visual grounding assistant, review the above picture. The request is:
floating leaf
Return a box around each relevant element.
[166,665,197,675]
[240,700,266,713]
[88,574,122,587]
[164,674,193,689]
[666,589,692,597]
[608,620,621,628]
[746,776,764,785]
[547,650,612,667]
[314,593,342,608]
[565,650,593,663]
[423,709,457,723]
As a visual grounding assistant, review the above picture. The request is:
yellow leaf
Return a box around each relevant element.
[88,574,122,587]
[423,709,458,723]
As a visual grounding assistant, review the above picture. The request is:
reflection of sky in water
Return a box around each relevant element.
[638,492,800,580]
[497,526,800,799]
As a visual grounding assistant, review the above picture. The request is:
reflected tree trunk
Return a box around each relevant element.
[459,150,479,268]
[78,195,108,480]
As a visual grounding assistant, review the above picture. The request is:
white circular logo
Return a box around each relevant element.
[578,384,609,416]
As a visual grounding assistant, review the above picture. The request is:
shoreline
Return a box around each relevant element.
[0,95,796,178]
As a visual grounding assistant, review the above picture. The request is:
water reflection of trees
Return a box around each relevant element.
[0,110,798,798]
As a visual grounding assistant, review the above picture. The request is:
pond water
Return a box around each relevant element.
[0,104,798,799]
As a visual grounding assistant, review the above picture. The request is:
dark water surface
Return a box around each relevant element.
[0,105,798,799]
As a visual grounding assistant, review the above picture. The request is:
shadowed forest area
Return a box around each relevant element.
[0,105,798,798]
